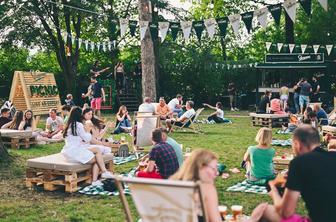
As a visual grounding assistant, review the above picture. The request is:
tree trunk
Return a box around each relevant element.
[285,13,295,43]
[0,134,9,161]
[139,0,157,101]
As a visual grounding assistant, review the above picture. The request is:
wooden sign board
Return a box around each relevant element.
[9,71,62,115]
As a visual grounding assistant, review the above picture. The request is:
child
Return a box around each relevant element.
[243,127,275,183]
[65,94,75,107]
[203,102,231,123]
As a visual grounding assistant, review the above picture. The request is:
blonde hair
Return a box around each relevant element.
[328,140,336,151]
[170,149,218,181]
[255,127,273,147]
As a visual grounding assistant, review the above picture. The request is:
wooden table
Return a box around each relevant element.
[273,156,293,170]
[0,129,34,149]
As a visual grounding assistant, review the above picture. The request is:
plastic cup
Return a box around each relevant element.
[218,205,227,220]
[231,205,243,220]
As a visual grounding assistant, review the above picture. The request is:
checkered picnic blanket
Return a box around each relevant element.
[113,153,144,165]
[226,180,268,195]
[78,168,137,196]
[272,139,292,146]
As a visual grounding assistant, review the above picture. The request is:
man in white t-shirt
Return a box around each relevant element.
[138,97,156,113]
[166,100,195,131]
[40,108,64,139]
[168,94,183,117]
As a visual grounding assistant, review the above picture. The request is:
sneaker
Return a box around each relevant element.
[231,108,235,111]
[101,171,114,179]
[91,180,103,186]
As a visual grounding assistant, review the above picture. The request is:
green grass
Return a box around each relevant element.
[0,110,307,221]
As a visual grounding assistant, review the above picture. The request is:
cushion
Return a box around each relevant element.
[0,129,32,138]
[322,125,336,132]
[249,113,289,118]
[27,153,114,172]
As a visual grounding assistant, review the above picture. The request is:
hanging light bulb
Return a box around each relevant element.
[327,32,330,36]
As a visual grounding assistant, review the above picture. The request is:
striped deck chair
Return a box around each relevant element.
[171,108,204,134]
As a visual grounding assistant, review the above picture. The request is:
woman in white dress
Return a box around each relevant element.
[61,107,113,186]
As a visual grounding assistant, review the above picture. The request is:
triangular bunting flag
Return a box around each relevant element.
[241,11,254,33]
[326,45,333,55]
[170,22,180,41]
[277,43,283,52]
[284,0,297,23]
[71,35,75,45]
[299,0,312,16]
[129,20,138,37]
[96,42,100,51]
[254,7,269,29]
[266,42,272,52]
[289,44,295,53]
[119,18,129,38]
[317,0,328,11]
[63,33,67,43]
[139,21,149,41]
[78,38,82,49]
[204,18,216,38]
[149,23,158,41]
[108,42,112,51]
[113,40,117,48]
[90,41,95,51]
[85,40,89,50]
[301,44,307,53]
[180,21,193,41]
[158,22,169,43]
[228,14,242,37]
[216,17,229,38]
[102,42,106,52]
[193,21,205,41]
[313,45,320,54]
[268,4,282,26]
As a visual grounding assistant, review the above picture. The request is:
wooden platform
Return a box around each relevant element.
[0,129,36,149]
[26,153,114,193]
[250,113,289,128]
[273,156,293,171]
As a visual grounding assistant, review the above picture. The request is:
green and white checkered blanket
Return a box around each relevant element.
[113,153,144,165]
[272,139,292,146]
[226,180,268,195]
[78,168,137,196]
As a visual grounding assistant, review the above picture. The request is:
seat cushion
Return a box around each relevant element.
[0,129,32,138]
[27,153,114,172]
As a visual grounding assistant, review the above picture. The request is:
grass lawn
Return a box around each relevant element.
[0,110,307,221]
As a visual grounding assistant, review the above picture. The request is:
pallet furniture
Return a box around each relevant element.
[0,129,36,149]
[250,113,289,128]
[110,142,129,157]
[273,156,293,171]
[322,125,336,136]
[26,153,114,193]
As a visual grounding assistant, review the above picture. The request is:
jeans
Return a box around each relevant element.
[114,119,131,134]
[294,93,300,113]
[207,114,231,123]
[173,108,183,117]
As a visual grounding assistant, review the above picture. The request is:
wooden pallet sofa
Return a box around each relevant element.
[26,153,114,193]
[0,129,36,149]
[249,113,289,128]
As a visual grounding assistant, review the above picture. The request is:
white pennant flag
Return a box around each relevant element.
[254,7,269,29]
[180,21,193,41]
[85,40,89,50]
[113,40,117,48]
[266,42,272,51]
[78,38,82,49]
[108,42,112,51]
[63,33,67,42]
[228,14,241,37]
[277,43,283,52]
[204,18,217,39]
[317,0,328,11]
[284,0,297,23]
[102,42,106,52]
[71,36,75,45]
[158,22,169,43]
[139,21,149,41]
[301,44,307,53]
[289,44,295,53]
[119,18,129,37]
[91,41,95,51]
[326,45,333,55]
[313,45,320,54]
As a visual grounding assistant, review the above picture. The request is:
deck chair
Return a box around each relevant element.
[114,176,208,222]
[171,108,204,134]
[133,112,160,158]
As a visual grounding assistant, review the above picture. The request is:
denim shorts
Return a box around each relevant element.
[299,95,309,107]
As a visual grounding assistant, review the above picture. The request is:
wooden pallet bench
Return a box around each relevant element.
[249,113,289,128]
[0,129,36,149]
[26,153,114,193]
[322,125,336,136]
[273,156,293,171]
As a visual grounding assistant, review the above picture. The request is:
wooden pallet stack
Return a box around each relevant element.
[0,129,36,149]
[250,113,289,128]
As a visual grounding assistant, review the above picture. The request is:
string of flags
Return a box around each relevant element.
[265,42,334,55]
[61,0,328,50]
[209,62,259,70]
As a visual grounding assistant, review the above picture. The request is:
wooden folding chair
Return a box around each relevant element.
[114,175,208,222]
[171,108,204,134]
[132,112,160,158]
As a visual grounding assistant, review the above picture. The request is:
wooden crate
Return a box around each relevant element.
[322,125,336,136]
[3,137,36,149]
[26,160,114,193]
[250,113,289,128]
[273,157,292,171]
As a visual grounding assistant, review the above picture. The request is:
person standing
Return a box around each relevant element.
[83,76,105,118]
[114,61,125,94]
[90,60,110,78]
[293,82,301,114]
[297,78,312,115]
[228,82,239,111]
[311,76,320,102]
[279,85,289,111]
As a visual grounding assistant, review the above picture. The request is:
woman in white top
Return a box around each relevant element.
[203,102,231,123]
[61,107,113,185]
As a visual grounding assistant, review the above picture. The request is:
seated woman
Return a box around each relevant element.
[61,107,113,186]
[203,102,231,123]
[1,110,24,130]
[243,127,275,184]
[113,105,132,134]
[82,107,113,142]
[270,97,286,115]
[170,149,222,222]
